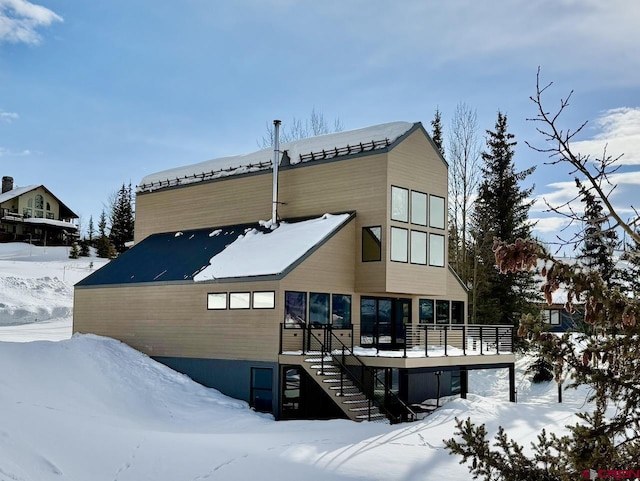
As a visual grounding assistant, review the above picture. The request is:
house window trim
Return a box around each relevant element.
[390,226,408,263]
[410,190,428,226]
[229,292,251,310]
[429,233,445,268]
[429,194,446,230]
[362,225,382,262]
[253,291,275,309]
[207,292,227,310]
[391,185,409,223]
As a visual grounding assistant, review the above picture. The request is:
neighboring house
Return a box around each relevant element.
[73,121,516,422]
[0,176,79,245]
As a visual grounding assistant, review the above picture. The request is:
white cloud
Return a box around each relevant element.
[572,107,640,166]
[530,216,570,234]
[0,109,18,122]
[0,0,62,45]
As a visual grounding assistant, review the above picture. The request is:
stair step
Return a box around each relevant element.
[342,398,368,404]
[355,413,387,421]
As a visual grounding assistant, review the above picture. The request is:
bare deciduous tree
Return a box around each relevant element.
[260,108,343,147]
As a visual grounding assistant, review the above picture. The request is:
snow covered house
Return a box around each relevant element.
[0,176,79,245]
[73,121,516,422]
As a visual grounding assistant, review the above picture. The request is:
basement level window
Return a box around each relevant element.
[207,293,227,310]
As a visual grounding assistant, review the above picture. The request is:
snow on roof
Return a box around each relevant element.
[0,185,39,204]
[194,213,352,281]
[138,121,416,193]
[23,218,78,230]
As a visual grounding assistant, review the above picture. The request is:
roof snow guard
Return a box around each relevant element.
[137,121,415,194]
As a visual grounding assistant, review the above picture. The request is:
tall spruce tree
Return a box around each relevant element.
[470,112,538,325]
[109,183,135,254]
[430,108,445,157]
[96,209,116,259]
[575,179,621,288]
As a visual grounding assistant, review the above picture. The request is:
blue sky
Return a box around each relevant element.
[1,0,639,249]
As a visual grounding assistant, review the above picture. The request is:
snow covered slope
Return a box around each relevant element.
[0,241,594,481]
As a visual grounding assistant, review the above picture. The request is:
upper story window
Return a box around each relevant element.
[429,233,445,267]
[229,292,250,309]
[391,186,408,222]
[419,299,434,324]
[390,227,408,262]
[35,210,44,218]
[285,291,307,328]
[310,293,330,326]
[362,226,382,262]
[253,291,275,309]
[28,198,33,208]
[542,309,561,325]
[410,191,427,226]
[410,230,427,265]
[332,294,352,328]
[207,293,227,310]
[46,202,51,211]
[429,195,445,229]
[35,195,43,210]
[46,212,54,219]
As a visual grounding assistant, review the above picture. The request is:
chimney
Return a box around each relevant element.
[271,120,281,225]
[2,176,13,194]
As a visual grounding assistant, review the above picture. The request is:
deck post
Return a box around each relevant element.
[460,366,468,399]
[509,363,516,402]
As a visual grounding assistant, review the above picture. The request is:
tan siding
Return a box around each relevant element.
[385,128,449,296]
[74,281,283,362]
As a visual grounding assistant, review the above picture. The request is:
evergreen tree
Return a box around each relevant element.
[470,112,538,325]
[68,242,80,259]
[79,238,90,257]
[575,179,621,288]
[87,215,95,245]
[96,210,116,259]
[430,108,445,157]
[109,183,135,254]
[622,230,640,296]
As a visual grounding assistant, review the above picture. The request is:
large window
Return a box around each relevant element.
[332,294,352,328]
[429,233,445,267]
[229,292,250,309]
[285,291,307,327]
[419,299,434,324]
[436,300,450,324]
[410,230,427,265]
[309,293,330,326]
[207,293,227,310]
[253,291,275,309]
[451,301,465,324]
[362,226,382,262]
[35,194,43,210]
[391,186,409,222]
[411,191,427,226]
[390,227,408,262]
[430,195,445,229]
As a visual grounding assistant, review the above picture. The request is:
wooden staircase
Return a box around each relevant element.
[299,353,387,422]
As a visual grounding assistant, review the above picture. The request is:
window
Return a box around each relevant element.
[46,212,54,219]
[207,293,227,310]
[391,186,408,222]
[46,202,51,211]
[430,195,445,229]
[285,291,306,327]
[35,195,43,210]
[410,230,427,265]
[411,191,427,225]
[332,294,352,328]
[436,300,450,324]
[542,309,561,325]
[309,293,330,326]
[22,208,32,217]
[390,227,408,262]
[229,292,250,309]
[419,299,434,324]
[250,367,273,413]
[429,233,445,267]
[27,198,33,208]
[362,226,382,262]
[35,210,44,218]
[253,291,275,309]
[451,301,465,324]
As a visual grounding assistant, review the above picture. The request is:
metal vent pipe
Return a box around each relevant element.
[271,120,281,225]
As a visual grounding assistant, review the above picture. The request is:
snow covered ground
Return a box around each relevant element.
[0,243,593,480]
